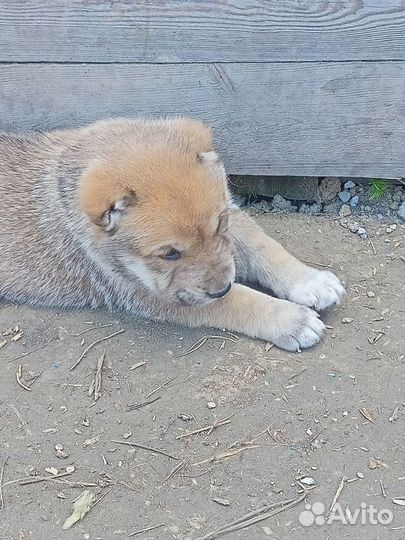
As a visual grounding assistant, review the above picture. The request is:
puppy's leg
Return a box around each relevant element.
[142,283,325,352]
[230,208,345,310]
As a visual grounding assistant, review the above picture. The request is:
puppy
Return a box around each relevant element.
[0,118,344,351]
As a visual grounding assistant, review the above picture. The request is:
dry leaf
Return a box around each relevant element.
[62,489,96,529]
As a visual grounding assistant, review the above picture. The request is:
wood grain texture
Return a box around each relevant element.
[0,0,403,63]
[1,61,403,178]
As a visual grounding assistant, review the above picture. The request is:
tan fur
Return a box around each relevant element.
[0,117,345,351]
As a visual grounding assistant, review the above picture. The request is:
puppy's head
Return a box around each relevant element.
[79,119,235,306]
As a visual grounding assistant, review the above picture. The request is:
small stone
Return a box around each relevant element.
[348,222,359,233]
[56,491,66,499]
[300,476,315,486]
[366,291,375,298]
[350,195,359,207]
[398,202,405,221]
[342,317,353,324]
[344,180,356,189]
[207,401,217,409]
[338,190,351,203]
[66,466,75,473]
[212,498,231,506]
[318,177,341,202]
[272,194,293,211]
[357,472,365,479]
[386,224,397,233]
[339,204,352,218]
[323,201,342,214]
[45,467,59,476]
[123,431,132,439]
[357,227,367,238]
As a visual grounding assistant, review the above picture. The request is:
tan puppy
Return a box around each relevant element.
[0,118,344,351]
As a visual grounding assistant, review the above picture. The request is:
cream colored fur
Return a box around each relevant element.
[0,117,345,351]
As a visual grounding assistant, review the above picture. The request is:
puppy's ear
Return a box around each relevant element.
[198,150,227,182]
[79,163,136,233]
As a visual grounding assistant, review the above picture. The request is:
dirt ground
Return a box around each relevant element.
[1,213,404,540]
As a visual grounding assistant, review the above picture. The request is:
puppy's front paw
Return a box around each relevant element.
[271,301,325,352]
[288,268,345,311]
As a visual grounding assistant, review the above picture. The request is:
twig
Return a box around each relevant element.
[4,471,74,488]
[88,353,105,401]
[60,323,113,337]
[126,396,161,411]
[129,523,166,537]
[7,341,53,363]
[0,456,9,510]
[70,329,125,370]
[145,376,176,399]
[176,416,233,440]
[162,459,189,484]
[302,260,333,269]
[177,335,237,358]
[193,445,259,466]
[329,477,346,512]
[196,494,306,540]
[111,440,178,460]
[16,365,31,392]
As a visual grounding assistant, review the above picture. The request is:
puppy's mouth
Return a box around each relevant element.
[176,290,215,307]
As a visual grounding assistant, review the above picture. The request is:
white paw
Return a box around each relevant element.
[288,269,345,311]
[272,302,326,352]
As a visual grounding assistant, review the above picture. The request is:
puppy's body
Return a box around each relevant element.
[0,118,344,351]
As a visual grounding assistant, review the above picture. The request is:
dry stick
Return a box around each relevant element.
[0,456,9,510]
[129,523,166,537]
[61,323,113,337]
[302,259,333,269]
[330,476,346,512]
[162,459,189,484]
[88,353,105,401]
[3,471,74,488]
[16,365,31,392]
[196,494,306,540]
[127,396,161,411]
[111,440,178,461]
[177,335,237,358]
[193,445,259,466]
[70,329,125,370]
[145,376,176,399]
[7,341,53,363]
[176,416,233,440]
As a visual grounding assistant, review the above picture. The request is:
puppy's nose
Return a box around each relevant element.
[206,282,232,299]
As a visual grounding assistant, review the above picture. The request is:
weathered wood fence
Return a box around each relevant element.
[0,1,404,178]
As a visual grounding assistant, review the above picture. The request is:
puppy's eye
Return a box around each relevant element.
[161,248,181,261]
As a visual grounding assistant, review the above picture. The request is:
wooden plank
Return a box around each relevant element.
[0,0,403,63]
[0,61,403,178]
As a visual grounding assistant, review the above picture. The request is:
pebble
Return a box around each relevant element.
[386,224,397,233]
[207,401,217,409]
[366,291,375,298]
[357,472,365,479]
[300,477,316,486]
[342,317,353,324]
[318,177,341,202]
[357,227,367,238]
[272,194,295,212]
[398,202,405,221]
[344,180,356,189]
[348,222,359,233]
[339,204,352,218]
[350,195,359,207]
[338,190,351,203]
